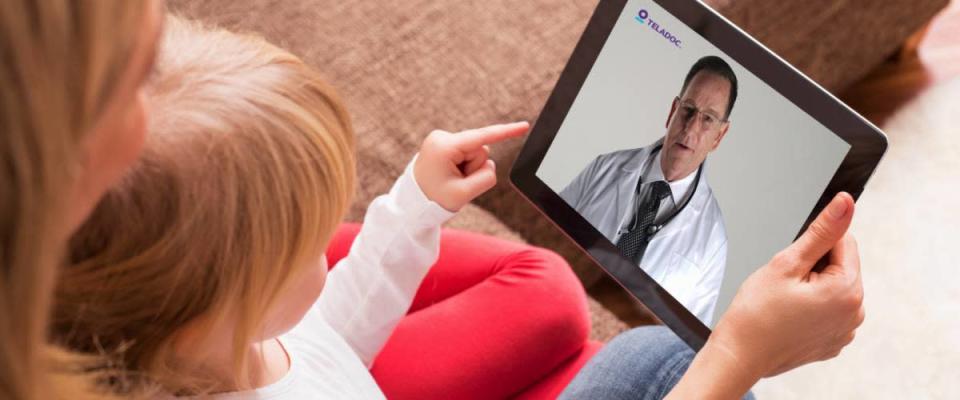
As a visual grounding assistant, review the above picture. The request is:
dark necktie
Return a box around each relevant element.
[615,180,671,263]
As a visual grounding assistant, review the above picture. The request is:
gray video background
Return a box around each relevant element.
[536,0,851,325]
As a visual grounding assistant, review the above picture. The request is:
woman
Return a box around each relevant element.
[0,1,164,398]
[0,0,862,398]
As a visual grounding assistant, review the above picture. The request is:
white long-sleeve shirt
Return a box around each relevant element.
[204,157,454,399]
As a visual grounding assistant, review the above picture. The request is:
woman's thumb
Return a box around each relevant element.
[782,193,855,275]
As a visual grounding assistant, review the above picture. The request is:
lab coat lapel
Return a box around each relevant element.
[613,142,661,237]
[614,168,640,235]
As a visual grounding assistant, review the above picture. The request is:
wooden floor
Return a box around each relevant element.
[592,0,960,327]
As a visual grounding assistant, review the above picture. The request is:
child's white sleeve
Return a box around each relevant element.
[316,154,455,367]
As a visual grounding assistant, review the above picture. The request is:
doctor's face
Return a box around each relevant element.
[660,72,732,181]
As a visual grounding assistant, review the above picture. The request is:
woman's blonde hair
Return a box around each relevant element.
[53,17,357,394]
[0,1,150,399]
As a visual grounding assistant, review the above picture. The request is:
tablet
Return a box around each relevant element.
[509,0,887,350]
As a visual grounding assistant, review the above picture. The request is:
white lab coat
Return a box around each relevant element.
[559,139,727,324]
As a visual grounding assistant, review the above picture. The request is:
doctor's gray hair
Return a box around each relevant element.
[680,56,738,119]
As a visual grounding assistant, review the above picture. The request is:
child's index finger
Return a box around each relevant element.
[453,121,529,150]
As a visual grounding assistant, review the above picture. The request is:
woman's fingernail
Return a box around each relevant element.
[828,194,849,220]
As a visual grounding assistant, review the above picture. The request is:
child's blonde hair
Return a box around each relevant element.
[54,17,356,393]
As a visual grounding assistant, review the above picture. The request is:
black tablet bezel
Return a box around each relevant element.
[509,0,887,350]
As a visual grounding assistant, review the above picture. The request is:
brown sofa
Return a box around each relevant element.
[167,0,947,338]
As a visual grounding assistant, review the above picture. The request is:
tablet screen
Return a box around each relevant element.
[534,0,852,326]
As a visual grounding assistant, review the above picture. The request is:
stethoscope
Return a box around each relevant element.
[624,144,703,238]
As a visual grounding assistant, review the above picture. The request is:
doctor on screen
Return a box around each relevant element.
[559,56,737,324]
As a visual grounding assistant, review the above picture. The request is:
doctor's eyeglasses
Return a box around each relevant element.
[675,97,728,131]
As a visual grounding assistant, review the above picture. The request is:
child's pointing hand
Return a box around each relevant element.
[414,121,530,212]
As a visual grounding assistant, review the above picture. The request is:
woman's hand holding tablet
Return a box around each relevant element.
[666,193,864,398]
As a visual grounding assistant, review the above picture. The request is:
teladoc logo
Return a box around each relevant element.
[635,9,682,48]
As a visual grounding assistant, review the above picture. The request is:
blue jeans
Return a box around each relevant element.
[560,326,755,400]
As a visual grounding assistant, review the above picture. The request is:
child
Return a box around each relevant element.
[54,17,593,398]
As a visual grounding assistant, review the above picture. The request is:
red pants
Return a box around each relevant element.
[326,224,601,399]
